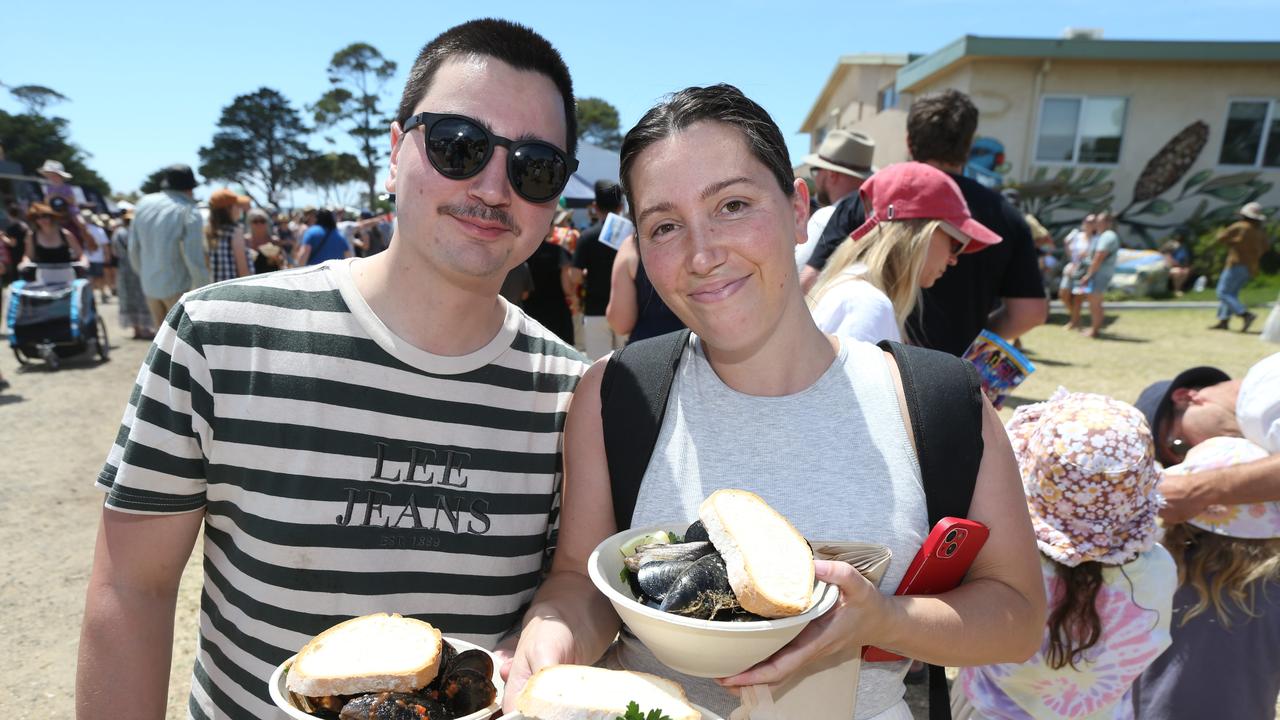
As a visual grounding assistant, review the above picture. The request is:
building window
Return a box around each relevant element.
[1034,96,1128,164]
[1219,99,1280,167]
[877,84,898,113]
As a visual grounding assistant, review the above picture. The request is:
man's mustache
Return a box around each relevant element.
[439,203,519,236]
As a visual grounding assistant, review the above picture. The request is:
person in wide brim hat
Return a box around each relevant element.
[39,159,73,180]
[802,129,876,181]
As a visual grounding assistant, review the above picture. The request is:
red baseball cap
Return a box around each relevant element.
[849,162,1002,252]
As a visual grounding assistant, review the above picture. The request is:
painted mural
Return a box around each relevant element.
[1012,120,1278,247]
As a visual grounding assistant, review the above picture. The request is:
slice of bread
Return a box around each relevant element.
[699,489,814,618]
[285,613,443,697]
[515,665,701,720]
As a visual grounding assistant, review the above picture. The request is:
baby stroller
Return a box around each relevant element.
[7,263,109,370]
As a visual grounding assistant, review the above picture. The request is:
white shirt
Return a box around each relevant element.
[1238,352,1280,453]
[84,224,109,263]
[810,268,902,344]
[796,204,835,272]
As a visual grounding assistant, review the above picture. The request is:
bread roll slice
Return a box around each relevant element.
[285,613,443,697]
[699,489,814,618]
[515,665,700,720]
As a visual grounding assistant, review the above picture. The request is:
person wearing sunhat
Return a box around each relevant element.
[954,390,1176,720]
[795,130,875,270]
[127,163,211,325]
[1136,352,1280,523]
[1134,433,1280,720]
[1211,201,1271,332]
[810,161,1001,344]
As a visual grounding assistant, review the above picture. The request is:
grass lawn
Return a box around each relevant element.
[999,307,1277,420]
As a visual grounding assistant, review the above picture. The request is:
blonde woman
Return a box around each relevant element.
[810,162,999,344]
[1136,436,1280,720]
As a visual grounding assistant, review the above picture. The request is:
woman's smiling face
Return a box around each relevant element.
[628,121,808,353]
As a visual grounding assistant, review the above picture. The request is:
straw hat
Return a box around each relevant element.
[209,188,240,210]
[1007,389,1162,567]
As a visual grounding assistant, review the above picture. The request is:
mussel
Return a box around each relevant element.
[338,692,449,720]
[422,644,497,717]
[658,552,741,620]
[624,541,715,604]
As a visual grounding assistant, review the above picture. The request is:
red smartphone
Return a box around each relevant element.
[862,517,989,662]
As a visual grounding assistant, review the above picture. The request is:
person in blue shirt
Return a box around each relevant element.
[296,208,353,265]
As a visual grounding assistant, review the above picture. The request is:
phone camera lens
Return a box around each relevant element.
[945,543,958,557]
[944,530,958,543]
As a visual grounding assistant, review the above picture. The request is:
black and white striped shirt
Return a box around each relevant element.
[97,259,588,719]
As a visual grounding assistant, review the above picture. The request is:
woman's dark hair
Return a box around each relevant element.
[906,89,979,166]
[315,209,337,232]
[1045,561,1106,670]
[396,18,576,156]
[618,84,795,215]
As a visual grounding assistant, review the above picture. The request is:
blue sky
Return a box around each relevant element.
[3,0,1277,205]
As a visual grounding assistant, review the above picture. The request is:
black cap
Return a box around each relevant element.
[1135,365,1232,440]
[161,164,198,191]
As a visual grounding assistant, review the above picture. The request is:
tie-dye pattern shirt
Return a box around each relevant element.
[957,548,1176,719]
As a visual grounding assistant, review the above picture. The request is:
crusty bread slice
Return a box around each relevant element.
[285,613,442,697]
[516,665,700,720]
[699,489,814,618]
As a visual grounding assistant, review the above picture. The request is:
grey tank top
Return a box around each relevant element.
[618,335,929,720]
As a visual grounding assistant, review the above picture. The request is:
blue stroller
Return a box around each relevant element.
[6,263,109,370]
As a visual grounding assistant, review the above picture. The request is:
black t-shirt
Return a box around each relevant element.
[572,222,618,316]
[906,174,1044,355]
[807,193,866,271]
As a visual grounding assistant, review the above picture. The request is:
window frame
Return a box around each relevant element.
[1032,94,1130,167]
[1217,97,1279,169]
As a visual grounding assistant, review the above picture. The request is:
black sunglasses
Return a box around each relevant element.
[402,112,578,204]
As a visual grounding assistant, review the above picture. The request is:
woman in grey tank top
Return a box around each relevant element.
[502,86,1046,720]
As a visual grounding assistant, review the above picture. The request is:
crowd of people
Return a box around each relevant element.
[0,17,1271,720]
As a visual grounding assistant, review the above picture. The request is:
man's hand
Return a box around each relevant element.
[1157,471,1214,523]
[501,616,577,713]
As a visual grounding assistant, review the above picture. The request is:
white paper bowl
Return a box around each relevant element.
[269,637,503,720]
[499,704,724,720]
[588,524,838,678]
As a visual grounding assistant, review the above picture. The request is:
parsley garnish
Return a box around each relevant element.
[617,700,674,720]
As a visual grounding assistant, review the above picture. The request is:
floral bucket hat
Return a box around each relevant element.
[1007,389,1162,567]
[1166,436,1280,539]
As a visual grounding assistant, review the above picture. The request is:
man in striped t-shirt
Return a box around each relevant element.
[76,20,588,720]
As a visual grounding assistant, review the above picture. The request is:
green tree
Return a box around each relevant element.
[295,151,367,206]
[576,97,623,150]
[198,87,311,206]
[7,84,69,116]
[312,43,397,208]
[0,109,110,196]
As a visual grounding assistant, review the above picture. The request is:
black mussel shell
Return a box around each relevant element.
[658,553,741,620]
[447,649,494,680]
[436,641,458,679]
[624,541,712,572]
[431,667,497,717]
[637,558,695,602]
[338,692,449,720]
[684,520,709,543]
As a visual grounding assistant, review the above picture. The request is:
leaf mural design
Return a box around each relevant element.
[1132,121,1209,202]
[1181,168,1213,195]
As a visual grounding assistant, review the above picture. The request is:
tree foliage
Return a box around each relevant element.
[295,151,366,206]
[0,108,110,196]
[8,84,69,116]
[139,167,172,194]
[198,87,311,206]
[312,43,397,208]
[576,97,623,150]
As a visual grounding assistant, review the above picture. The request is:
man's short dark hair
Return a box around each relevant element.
[906,89,978,166]
[396,18,577,157]
[619,84,794,214]
[594,180,623,213]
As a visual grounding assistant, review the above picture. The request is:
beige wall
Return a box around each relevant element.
[808,64,909,153]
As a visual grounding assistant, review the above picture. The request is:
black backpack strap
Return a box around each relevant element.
[878,339,985,720]
[600,329,692,530]
[877,340,984,525]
